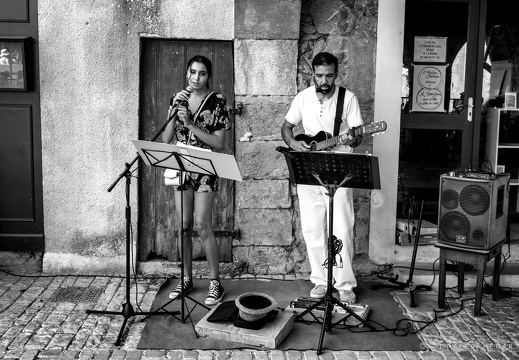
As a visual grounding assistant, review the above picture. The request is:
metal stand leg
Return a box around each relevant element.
[149,174,209,330]
[87,165,179,346]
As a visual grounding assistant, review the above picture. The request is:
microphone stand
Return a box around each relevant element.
[86,100,180,346]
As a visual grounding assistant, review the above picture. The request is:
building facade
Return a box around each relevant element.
[2,0,517,277]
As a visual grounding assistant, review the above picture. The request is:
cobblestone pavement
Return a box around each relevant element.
[0,271,518,360]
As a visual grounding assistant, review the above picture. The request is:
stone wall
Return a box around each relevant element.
[231,0,378,277]
[233,0,302,276]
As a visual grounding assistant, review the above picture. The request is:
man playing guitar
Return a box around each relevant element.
[280,52,363,304]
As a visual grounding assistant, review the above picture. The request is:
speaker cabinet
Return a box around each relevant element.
[438,173,510,250]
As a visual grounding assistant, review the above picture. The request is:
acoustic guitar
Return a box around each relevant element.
[294,120,387,151]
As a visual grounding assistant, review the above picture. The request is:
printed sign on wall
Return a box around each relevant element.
[410,64,446,112]
[413,36,447,63]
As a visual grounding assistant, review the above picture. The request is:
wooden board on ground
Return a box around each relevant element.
[195,306,294,349]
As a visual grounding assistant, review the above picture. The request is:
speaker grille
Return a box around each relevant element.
[460,185,490,216]
[439,211,470,241]
[441,188,459,210]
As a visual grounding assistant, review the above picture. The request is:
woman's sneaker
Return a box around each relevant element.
[168,276,193,300]
[205,279,225,306]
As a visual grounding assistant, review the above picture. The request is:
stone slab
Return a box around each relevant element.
[195,306,294,349]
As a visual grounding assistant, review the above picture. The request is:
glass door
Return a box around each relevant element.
[399,0,481,223]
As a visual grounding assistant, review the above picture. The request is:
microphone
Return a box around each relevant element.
[167,86,194,122]
[176,85,194,106]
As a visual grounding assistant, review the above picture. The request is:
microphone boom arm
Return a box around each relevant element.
[150,105,179,142]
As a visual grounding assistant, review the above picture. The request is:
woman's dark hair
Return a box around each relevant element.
[312,52,338,72]
[187,55,213,79]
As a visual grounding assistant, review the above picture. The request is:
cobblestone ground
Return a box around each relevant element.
[0,271,518,360]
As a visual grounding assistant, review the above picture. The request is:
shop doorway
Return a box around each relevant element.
[397,0,517,223]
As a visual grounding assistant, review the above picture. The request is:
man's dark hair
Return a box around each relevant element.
[312,52,338,72]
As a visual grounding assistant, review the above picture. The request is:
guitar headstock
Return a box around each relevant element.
[340,120,388,145]
[360,120,387,137]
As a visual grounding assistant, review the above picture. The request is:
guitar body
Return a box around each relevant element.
[295,131,335,151]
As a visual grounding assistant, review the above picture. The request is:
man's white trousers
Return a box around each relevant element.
[297,184,356,291]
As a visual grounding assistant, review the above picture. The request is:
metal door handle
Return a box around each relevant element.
[467,97,473,122]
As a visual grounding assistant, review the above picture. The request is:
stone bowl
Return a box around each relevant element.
[235,292,278,322]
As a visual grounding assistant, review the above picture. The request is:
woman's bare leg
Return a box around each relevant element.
[174,188,194,277]
[193,191,219,279]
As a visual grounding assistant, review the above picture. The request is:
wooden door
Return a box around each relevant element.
[138,40,235,262]
[0,0,43,252]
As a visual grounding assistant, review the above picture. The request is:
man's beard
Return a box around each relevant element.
[315,84,333,94]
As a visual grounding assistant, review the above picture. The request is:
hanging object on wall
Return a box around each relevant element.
[410,36,448,113]
[413,36,447,63]
[410,64,447,112]
[0,36,32,92]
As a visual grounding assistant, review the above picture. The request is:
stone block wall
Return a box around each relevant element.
[231,0,378,276]
[233,0,302,276]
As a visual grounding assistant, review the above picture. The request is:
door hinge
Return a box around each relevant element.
[214,230,241,239]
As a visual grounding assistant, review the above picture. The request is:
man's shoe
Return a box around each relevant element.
[205,279,225,306]
[168,276,193,300]
[310,284,327,299]
[339,289,356,303]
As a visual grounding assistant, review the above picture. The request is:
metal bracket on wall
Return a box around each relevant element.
[232,102,243,116]
[174,229,240,240]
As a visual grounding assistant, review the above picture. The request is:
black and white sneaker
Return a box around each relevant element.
[205,279,225,306]
[168,276,193,300]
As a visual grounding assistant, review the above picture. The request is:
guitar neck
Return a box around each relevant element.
[315,136,344,151]
[314,126,365,151]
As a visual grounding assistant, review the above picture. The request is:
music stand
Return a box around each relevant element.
[277,147,378,354]
[132,140,242,325]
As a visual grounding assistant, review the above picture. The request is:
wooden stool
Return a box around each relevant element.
[435,240,504,316]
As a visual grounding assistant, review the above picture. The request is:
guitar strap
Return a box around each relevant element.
[333,86,346,137]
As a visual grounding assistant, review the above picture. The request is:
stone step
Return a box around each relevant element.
[386,262,519,291]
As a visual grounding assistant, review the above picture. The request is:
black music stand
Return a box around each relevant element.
[133,140,242,327]
[277,147,379,354]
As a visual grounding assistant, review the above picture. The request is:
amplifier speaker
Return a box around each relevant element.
[438,173,510,250]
